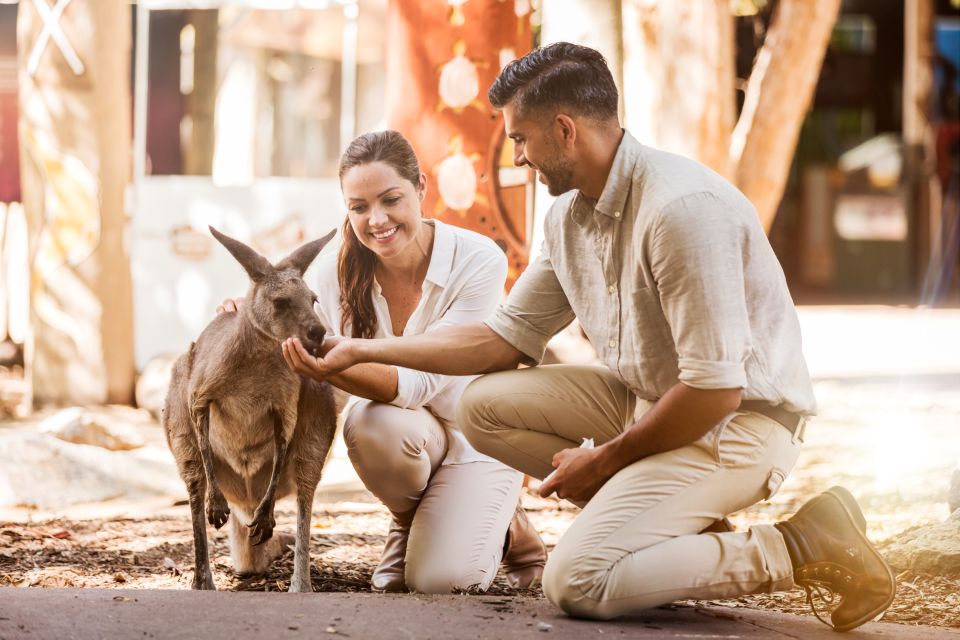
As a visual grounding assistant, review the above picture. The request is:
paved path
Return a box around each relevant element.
[1,588,956,640]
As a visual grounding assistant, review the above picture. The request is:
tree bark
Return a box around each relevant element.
[17,0,133,406]
[622,0,735,179]
[542,0,624,118]
[902,0,937,292]
[622,0,840,232]
[730,0,841,232]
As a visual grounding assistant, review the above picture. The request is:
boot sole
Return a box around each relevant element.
[821,489,896,632]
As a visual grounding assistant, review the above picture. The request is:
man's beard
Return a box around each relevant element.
[538,160,574,196]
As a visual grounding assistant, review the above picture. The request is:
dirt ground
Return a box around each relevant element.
[2,371,959,630]
[1,492,958,629]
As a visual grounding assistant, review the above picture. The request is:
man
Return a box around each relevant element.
[283,42,895,631]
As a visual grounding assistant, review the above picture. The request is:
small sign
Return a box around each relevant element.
[170,225,212,261]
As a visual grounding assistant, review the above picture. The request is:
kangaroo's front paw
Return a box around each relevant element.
[206,492,230,529]
[248,507,276,546]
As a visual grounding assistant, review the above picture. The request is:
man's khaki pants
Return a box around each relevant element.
[457,365,801,620]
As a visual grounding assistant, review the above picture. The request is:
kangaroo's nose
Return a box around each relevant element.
[306,326,325,344]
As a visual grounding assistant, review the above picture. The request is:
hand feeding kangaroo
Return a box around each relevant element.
[162,226,337,592]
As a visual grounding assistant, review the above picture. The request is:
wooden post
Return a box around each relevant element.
[17,0,134,406]
[184,9,218,176]
[902,0,937,293]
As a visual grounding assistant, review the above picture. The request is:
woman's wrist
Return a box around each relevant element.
[348,338,372,366]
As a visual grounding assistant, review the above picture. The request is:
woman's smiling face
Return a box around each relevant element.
[341,161,426,260]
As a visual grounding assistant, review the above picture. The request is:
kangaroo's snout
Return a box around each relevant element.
[302,325,326,356]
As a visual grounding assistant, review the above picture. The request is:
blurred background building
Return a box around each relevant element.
[0,0,957,412]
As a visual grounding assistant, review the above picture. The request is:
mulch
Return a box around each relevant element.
[1,499,957,629]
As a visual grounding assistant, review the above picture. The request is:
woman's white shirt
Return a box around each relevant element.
[312,218,508,465]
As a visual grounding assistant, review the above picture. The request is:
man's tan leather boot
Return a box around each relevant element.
[774,486,896,632]
[502,505,547,589]
[371,508,416,592]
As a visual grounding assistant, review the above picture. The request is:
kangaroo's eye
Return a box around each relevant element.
[311,295,318,305]
[273,298,290,310]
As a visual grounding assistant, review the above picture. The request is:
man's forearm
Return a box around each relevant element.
[353,322,523,375]
[598,382,742,476]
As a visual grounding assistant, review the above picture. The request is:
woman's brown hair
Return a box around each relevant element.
[337,130,421,338]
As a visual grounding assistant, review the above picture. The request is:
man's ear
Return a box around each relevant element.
[555,114,577,149]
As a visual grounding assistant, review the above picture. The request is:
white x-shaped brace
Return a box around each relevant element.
[27,0,86,77]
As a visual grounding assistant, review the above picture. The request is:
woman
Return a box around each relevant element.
[283,130,546,593]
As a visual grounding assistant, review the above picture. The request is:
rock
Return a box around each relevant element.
[883,510,960,578]
[0,430,181,509]
[949,465,960,514]
[0,366,28,419]
[136,354,177,419]
[41,407,145,451]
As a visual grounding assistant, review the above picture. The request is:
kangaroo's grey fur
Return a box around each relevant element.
[162,226,337,592]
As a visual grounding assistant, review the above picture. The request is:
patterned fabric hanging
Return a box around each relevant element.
[384,0,537,287]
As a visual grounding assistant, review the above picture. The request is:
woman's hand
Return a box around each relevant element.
[281,335,359,382]
[216,298,244,314]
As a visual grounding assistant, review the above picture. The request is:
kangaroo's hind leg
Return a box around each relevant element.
[186,471,217,590]
[166,370,217,590]
[288,487,315,593]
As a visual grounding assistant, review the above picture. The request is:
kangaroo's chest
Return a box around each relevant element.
[208,385,295,477]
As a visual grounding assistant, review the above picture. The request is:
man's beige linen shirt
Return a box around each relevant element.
[485,131,816,415]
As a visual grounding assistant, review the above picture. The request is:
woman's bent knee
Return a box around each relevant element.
[343,401,439,455]
[405,561,494,594]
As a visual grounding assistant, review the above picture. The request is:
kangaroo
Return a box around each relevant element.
[162,226,337,592]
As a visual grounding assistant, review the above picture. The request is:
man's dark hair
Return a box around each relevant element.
[488,42,619,120]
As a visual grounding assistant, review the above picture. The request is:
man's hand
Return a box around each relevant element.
[281,336,359,382]
[538,445,616,505]
[216,298,244,314]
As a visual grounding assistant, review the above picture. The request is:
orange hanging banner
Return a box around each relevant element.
[385,0,536,285]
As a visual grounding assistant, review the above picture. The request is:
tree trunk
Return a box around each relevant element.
[730,0,841,232]
[542,0,624,118]
[622,0,735,179]
[17,0,134,406]
[902,0,938,294]
[621,0,840,232]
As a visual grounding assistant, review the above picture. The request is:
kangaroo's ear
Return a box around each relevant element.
[209,226,273,283]
[275,228,337,276]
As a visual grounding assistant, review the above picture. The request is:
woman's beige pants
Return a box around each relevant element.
[457,365,802,620]
[343,400,522,593]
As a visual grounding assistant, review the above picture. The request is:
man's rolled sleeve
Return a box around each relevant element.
[484,310,551,366]
[483,249,575,366]
[651,193,752,390]
[676,358,747,389]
